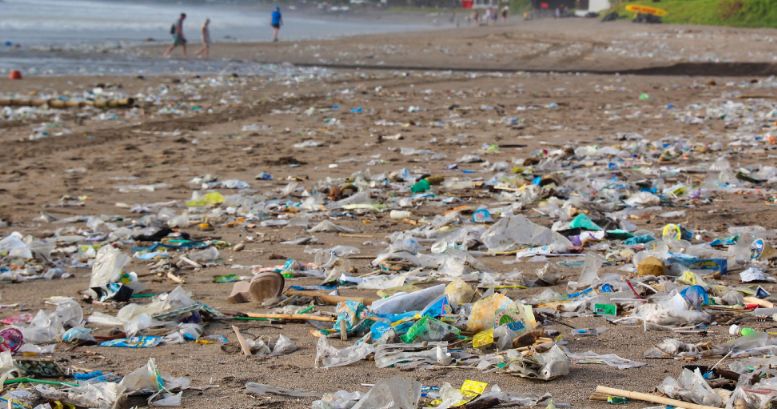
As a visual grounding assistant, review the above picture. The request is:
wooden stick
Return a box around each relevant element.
[346,255,378,260]
[231,325,252,356]
[338,233,373,238]
[589,392,609,401]
[743,296,774,308]
[166,271,185,284]
[244,312,335,322]
[595,386,723,409]
[285,289,374,306]
[177,256,202,269]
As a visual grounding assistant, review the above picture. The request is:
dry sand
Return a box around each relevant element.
[1,19,777,408]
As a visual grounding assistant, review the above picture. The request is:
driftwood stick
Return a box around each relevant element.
[244,312,335,322]
[595,386,723,409]
[231,325,252,356]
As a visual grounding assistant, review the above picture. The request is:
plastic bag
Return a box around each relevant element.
[658,368,723,407]
[245,382,319,397]
[62,327,95,344]
[480,215,571,253]
[35,382,125,409]
[19,309,64,344]
[185,191,224,207]
[49,297,83,328]
[374,343,452,369]
[567,253,603,290]
[315,336,375,368]
[0,232,32,259]
[466,293,511,332]
[400,316,459,343]
[271,335,298,356]
[312,390,363,409]
[152,392,182,407]
[566,351,646,369]
[120,358,190,409]
[309,220,356,233]
[188,247,219,263]
[351,376,421,409]
[504,345,570,381]
[89,246,131,288]
[444,279,474,307]
[632,293,711,327]
[427,382,464,409]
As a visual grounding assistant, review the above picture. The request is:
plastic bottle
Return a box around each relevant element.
[389,210,412,219]
[729,324,757,337]
[370,284,445,315]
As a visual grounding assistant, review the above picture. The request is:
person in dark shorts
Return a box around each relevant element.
[271,6,282,42]
[164,13,187,58]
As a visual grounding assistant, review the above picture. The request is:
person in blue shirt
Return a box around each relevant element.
[271,6,282,42]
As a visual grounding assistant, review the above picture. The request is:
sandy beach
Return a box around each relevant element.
[1,16,777,409]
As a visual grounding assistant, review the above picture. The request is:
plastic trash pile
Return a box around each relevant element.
[2,71,777,409]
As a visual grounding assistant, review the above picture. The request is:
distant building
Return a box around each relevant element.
[576,0,611,13]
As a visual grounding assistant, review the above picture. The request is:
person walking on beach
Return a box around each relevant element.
[271,6,283,42]
[164,13,187,58]
[195,18,211,59]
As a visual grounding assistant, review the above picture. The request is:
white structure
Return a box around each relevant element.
[575,0,610,15]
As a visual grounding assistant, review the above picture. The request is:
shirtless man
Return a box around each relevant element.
[195,18,211,59]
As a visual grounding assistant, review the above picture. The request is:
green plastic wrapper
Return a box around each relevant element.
[213,274,240,283]
[400,316,460,343]
[410,179,430,193]
[568,214,602,231]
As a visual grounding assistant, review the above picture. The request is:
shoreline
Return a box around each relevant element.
[5,18,777,78]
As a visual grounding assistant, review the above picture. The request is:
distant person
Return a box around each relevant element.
[164,13,187,58]
[195,18,211,59]
[271,6,283,42]
[501,5,509,21]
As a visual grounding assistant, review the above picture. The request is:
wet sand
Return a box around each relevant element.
[138,19,777,74]
[1,19,777,408]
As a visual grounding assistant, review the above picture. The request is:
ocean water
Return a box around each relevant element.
[0,0,432,44]
[0,0,438,76]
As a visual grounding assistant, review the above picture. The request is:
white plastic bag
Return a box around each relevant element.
[90,246,130,288]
